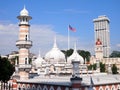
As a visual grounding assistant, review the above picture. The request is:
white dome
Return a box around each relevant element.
[67,43,84,64]
[45,37,66,64]
[33,51,46,68]
[20,6,29,16]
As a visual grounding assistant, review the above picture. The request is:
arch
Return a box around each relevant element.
[65,87,69,90]
[32,84,36,90]
[84,87,88,90]
[117,84,120,90]
[43,85,48,90]
[111,85,115,90]
[57,86,61,90]
[26,84,31,90]
[105,85,110,90]
[93,87,96,90]
[37,85,42,90]
[99,86,103,90]
[49,86,54,90]
[21,84,26,90]
[17,84,21,90]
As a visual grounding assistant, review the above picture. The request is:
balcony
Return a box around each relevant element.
[18,64,32,69]
[16,40,32,48]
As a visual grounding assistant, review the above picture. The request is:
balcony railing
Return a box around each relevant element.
[16,40,32,48]
[18,64,31,68]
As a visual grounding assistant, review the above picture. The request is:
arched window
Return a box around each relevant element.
[26,84,31,90]
[43,85,48,90]
[117,84,120,90]
[99,86,103,90]
[111,85,115,90]
[21,84,26,90]
[32,85,36,90]
[65,87,69,90]
[93,87,96,90]
[84,87,88,90]
[25,35,27,41]
[37,85,42,90]
[25,58,27,64]
[105,86,110,90]
[57,87,61,90]
[49,86,54,90]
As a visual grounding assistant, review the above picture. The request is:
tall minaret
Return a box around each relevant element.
[16,6,32,79]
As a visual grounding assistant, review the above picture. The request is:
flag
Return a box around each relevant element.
[68,25,76,32]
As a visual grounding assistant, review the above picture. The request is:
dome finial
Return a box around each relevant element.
[20,5,29,16]
[74,42,77,51]
[24,5,26,9]
[53,35,57,48]
[38,49,41,57]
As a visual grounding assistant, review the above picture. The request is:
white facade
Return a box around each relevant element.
[93,15,110,58]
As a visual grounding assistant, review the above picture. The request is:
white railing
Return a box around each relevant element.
[18,64,31,68]
[16,40,32,45]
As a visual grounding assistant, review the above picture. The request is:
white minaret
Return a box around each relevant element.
[93,15,110,58]
[16,6,32,80]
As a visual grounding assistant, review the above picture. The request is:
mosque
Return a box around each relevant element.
[9,7,120,90]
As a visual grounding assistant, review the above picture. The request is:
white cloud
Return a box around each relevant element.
[117,44,120,47]
[0,23,78,56]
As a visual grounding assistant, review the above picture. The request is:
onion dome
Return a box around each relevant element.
[45,37,66,64]
[33,51,46,68]
[96,38,102,45]
[20,6,29,16]
[67,43,84,64]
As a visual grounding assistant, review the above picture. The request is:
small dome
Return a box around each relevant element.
[45,37,66,64]
[96,38,102,45]
[67,43,84,64]
[20,6,29,16]
[33,51,46,68]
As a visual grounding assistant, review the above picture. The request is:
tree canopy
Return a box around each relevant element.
[0,56,15,82]
[61,49,91,63]
[110,51,120,57]
[111,64,118,74]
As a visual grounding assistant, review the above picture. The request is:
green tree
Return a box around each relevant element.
[0,56,15,83]
[61,49,91,63]
[78,50,91,63]
[110,51,120,57]
[93,63,97,70]
[87,64,93,70]
[87,64,96,70]
[100,62,105,72]
[111,64,118,74]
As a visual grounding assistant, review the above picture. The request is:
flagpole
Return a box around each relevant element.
[68,26,70,50]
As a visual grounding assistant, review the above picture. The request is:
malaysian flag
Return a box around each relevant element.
[68,25,76,32]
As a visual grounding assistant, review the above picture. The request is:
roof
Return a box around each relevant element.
[17,74,120,86]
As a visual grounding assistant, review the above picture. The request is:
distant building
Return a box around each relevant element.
[93,15,110,58]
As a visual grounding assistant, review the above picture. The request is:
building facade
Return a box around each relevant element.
[93,15,110,58]
[10,7,120,90]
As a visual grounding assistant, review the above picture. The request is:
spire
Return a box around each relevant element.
[20,5,29,16]
[38,49,41,58]
[73,42,77,54]
[53,36,57,48]
[24,5,26,10]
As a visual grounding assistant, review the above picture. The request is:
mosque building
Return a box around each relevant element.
[10,7,120,90]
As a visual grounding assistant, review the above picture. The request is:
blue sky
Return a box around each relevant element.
[0,0,120,56]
